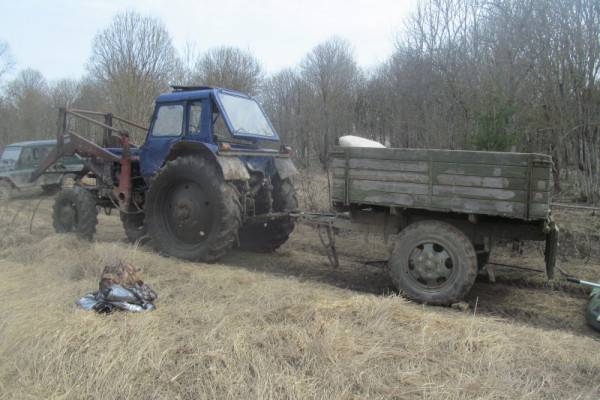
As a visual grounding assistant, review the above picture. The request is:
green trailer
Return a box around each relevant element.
[326,146,558,305]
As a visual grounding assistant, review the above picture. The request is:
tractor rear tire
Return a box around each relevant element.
[120,210,147,244]
[52,186,98,240]
[389,220,478,305]
[145,156,241,262]
[238,176,298,252]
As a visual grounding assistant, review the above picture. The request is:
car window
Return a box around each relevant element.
[37,146,53,161]
[152,104,184,136]
[30,146,50,163]
[1,146,21,163]
[19,147,35,166]
[188,101,203,134]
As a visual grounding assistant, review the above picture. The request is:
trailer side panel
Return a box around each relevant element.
[331,147,552,221]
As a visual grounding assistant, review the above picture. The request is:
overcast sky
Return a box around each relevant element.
[0,0,413,82]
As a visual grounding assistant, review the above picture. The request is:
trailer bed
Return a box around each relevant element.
[331,147,553,221]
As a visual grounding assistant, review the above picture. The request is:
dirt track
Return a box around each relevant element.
[4,190,599,337]
[1,191,600,399]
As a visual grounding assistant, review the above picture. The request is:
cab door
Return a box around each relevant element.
[139,103,185,178]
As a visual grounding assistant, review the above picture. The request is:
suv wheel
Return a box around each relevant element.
[0,180,13,201]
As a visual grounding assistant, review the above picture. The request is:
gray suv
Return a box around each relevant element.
[0,140,84,200]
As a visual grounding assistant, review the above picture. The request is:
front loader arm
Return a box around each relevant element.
[30,107,143,211]
[30,132,120,183]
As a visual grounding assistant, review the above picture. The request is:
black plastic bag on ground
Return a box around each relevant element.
[76,261,157,313]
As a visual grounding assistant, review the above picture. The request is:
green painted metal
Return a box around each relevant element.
[331,147,553,221]
[587,287,600,332]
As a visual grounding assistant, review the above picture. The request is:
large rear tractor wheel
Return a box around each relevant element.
[239,176,298,252]
[52,186,98,240]
[145,156,241,262]
[389,220,478,305]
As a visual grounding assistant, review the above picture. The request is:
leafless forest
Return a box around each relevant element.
[0,0,599,200]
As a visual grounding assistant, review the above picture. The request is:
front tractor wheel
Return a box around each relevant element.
[389,220,478,305]
[52,187,98,240]
[238,176,298,252]
[145,156,241,262]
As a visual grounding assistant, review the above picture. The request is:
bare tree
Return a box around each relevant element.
[87,11,179,136]
[0,40,14,82]
[2,69,53,143]
[301,37,360,165]
[263,69,315,166]
[191,46,263,95]
[49,79,80,109]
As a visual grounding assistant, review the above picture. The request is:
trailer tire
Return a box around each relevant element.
[238,176,298,252]
[52,187,98,240]
[145,155,241,262]
[389,220,477,305]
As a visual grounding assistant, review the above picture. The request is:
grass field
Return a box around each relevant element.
[1,189,600,399]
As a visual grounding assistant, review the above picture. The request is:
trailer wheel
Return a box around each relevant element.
[52,187,98,240]
[238,176,298,252]
[145,155,241,262]
[389,220,477,305]
[120,210,147,244]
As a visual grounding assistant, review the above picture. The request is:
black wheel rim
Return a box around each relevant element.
[161,180,214,245]
[407,241,457,290]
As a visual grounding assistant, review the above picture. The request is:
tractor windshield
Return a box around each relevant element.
[218,93,276,137]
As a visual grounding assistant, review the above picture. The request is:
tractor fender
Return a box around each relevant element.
[274,157,299,180]
[164,141,250,181]
[216,155,250,181]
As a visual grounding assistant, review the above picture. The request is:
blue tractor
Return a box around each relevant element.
[32,86,299,261]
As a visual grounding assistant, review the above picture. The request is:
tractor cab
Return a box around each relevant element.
[139,86,281,178]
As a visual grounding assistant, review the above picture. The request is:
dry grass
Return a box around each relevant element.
[1,193,600,399]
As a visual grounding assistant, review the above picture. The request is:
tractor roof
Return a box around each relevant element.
[156,86,251,103]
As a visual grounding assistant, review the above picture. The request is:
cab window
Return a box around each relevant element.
[212,102,231,140]
[188,101,203,135]
[152,104,184,136]
[213,114,229,138]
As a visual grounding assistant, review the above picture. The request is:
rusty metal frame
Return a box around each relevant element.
[31,107,147,210]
